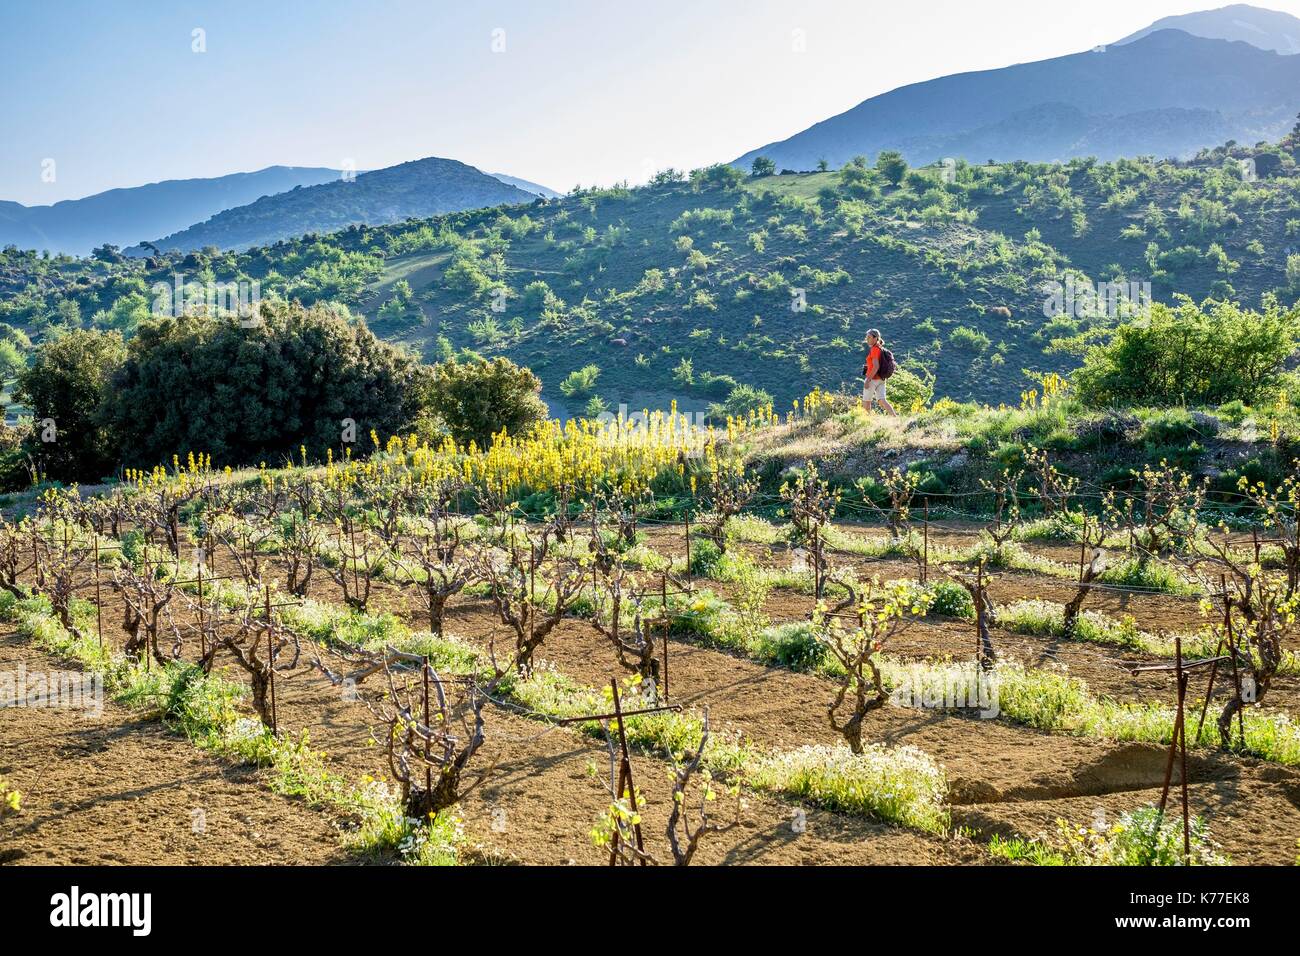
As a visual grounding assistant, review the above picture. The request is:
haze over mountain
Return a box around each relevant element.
[0,165,341,256]
[1115,3,1300,52]
[137,157,537,254]
[489,173,561,199]
[734,12,1300,172]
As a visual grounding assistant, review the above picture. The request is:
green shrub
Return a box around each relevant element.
[926,580,975,619]
[97,303,440,472]
[1139,408,1203,446]
[754,622,828,671]
[711,383,773,419]
[1074,297,1299,408]
[688,538,723,576]
[427,356,547,447]
[16,328,127,482]
[886,367,934,412]
[558,364,601,399]
[948,326,991,351]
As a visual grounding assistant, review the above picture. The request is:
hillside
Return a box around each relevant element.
[5,136,1298,415]
[731,29,1300,171]
[0,165,341,256]
[141,157,535,253]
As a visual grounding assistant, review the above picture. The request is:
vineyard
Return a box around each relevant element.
[2,401,1298,867]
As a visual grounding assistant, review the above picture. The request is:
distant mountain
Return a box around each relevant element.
[490,173,560,199]
[733,26,1300,171]
[1116,3,1300,53]
[0,166,341,256]
[143,157,535,253]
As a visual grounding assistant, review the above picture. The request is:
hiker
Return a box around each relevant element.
[862,329,898,416]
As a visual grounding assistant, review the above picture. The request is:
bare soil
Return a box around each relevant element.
[0,633,346,866]
[11,518,1299,866]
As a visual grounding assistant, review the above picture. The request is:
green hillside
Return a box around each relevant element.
[3,135,1300,414]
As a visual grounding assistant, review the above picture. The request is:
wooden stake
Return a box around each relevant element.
[812,524,822,599]
[1221,577,1246,750]
[661,575,670,702]
[1178,648,1191,865]
[528,546,536,654]
[265,585,277,736]
[608,678,646,865]
[196,558,206,661]
[423,656,433,803]
[1079,514,1087,584]
[684,510,692,590]
[93,536,103,653]
[922,502,929,584]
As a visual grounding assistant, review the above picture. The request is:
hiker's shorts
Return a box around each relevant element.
[863,378,887,402]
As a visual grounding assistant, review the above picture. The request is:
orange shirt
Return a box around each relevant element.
[866,344,881,379]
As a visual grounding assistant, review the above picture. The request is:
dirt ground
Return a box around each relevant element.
[0,633,346,866]
[280,540,1300,865]
[7,517,1299,866]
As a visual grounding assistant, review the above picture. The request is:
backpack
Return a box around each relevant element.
[864,348,896,379]
[877,349,896,379]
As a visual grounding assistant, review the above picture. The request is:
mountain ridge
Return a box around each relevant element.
[733,28,1300,171]
[139,156,536,253]
[0,165,341,256]
[1115,3,1300,52]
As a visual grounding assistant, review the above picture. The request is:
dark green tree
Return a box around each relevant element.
[1074,296,1300,408]
[875,150,908,185]
[427,356,547,447]
[101,301,439,469]
[17,328,127,482]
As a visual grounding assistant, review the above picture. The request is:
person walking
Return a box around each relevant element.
[862,329,898,416]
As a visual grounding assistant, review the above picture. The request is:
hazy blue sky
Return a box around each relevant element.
[4,0,1299,205]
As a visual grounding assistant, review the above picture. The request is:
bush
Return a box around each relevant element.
[875,151,908,186]
[710,383,773,419]
[558,364,600,399]
[948,326,991,351]
[926,580,975,619]
[1138,408,1206,446]
[886,367,934,412]
[688,538,723,576]
[755,622,828,671]
[443,255,493,295]
[1061,806,1226,866]
[521,280,560,312]
[1074,296,1300,408]
[427,355,548,447]
[689,164,746,191]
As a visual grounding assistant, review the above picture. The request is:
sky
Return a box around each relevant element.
[4,0,1300,205]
